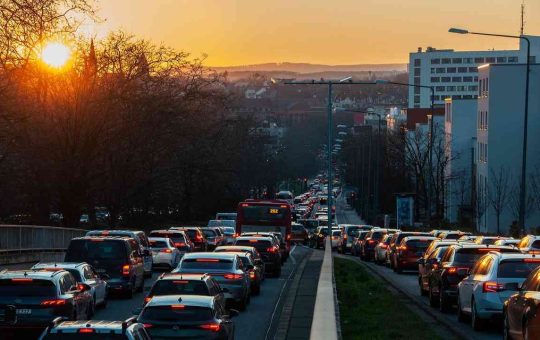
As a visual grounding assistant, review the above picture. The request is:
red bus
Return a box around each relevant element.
[236,199,292,249]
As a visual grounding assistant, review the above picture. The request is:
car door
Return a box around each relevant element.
[507,270,538,336]
[460,255,488,312]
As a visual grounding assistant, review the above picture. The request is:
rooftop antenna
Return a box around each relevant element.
[520,1,526,36]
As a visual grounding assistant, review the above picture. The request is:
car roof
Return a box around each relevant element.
[0,269,66,280]
[73,235,133,242]
[149,237,171,242]
[215,245,256,251]
[491,253,540,260]
[146,294,214,308]
[182,252,237,260]
[452,243,516,250]
[86,230,138,236]
[50,320,126,331]
[159,273,208,281]
[402,236,437,241]
[32,262,87,270]
[150,229,185,234]
[236,236,273,241]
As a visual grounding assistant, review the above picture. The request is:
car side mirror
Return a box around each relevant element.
[228,309,240,317]
[132,307,143,315]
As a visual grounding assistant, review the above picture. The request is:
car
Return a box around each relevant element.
[360,228,397,261]
[290,223,308,244]
[171,227,208,252]
[297,219,319,233]
[337,225,362,254]
[457,253,540,330]
[351,231,370,256]
[39,317,150,339]
[418,243,453,296]
[149,229,194,252]
[393,236,437,273]
[148,237,183,269]
[473,236,508,245]
[234,236,281,277]
[202,227,225,250]
[65,236,145,298]
[31,262,108,309]
[137,295,236,340]
[220,227,236,245]
[172,252,251,310]
[330,230,341,249]
[214,246,265,279]
[493,238,519,247]
[387,232,431,270]
[430,229,452,238]
[143,273,226,308]
[457,235,477,243]
[216,212,237,221]
[517,235,540,253]
[86,230,153,278]
[0,269,93,336]
[504,265,540,340]
[374,234,393,265]
[309,227,329,249]
[241,232,288,263]
[236,253,263,295]
[427,244,520,312]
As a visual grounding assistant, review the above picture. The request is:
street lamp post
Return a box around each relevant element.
[375,79,435,223]
[285,79,376,237]
[449,27,531,234]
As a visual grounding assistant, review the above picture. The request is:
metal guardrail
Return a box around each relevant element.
[0,225,87,253]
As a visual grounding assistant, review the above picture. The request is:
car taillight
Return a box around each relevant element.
[397,246,407,251]
[161,249,172,253]
[79,328,95,333]
[483,281,504,293]
[122,264,131,276]
[200,324,221,332]
[446,266,468,275]
[143,324,153,328]
[368,240,376,244]
[343,235,348,240]
[196,234,203,241]
[174,242,186,247]
[287,234,291,240]
[144,296,152,304]
[224,274,243,280]
[41,299,66,306]
[379,243,387,249]
[249,271,255,279]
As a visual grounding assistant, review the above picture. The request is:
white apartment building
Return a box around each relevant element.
[476,63,540,234]
[408,36,540,109]
[444,99,477,224]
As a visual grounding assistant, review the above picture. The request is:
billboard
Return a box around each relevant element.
[396,196,414,228]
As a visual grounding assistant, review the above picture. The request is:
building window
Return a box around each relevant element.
[447,67,457,73]
[414,77,420,85]
[457,67,468,73]
[414,96,420,104]
[431,68,436,74]
[414,86,420,95]
[474,76,478,82]
[431,58,440,64]
[452,58,463,64]
[486,57,495,63]
[435,86,445,92]
[508,56,518,63]
[442,58,451,64]
[441,76,451,82]
[452,95,462,100]
[431,77,440,82]
[447,86,456,91]
[530,56,536,63]
[463,76,473,82]
[457,85,467,92]
[452,76,462,82]
[463,95,473,99]
[469,67,478,72]
[468,85,478,91]
[414,68,421,76]
[463,57,473,63]
[432,95,440,101]
[485,111,488,130]
[496,57,507,63]
[436,67,446,73]
[474,57,485,63]
[414,59,421,66]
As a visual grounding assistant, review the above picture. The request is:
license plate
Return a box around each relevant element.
[16,309,31,315]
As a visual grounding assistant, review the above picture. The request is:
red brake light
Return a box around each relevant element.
[287,234,291,240]
[249,240,258,243]
[241,203,249,207]
[122,264,131,276]
[90,238,104,242]
[144,297,152,304]
[11,278,33,282]
[171,304,185,309]
[41,299,66,306]
[143,324,153,328]
[161,249,172,253]
[447,267,457,274]
[524,258,540,263]
[79,328,95,333]
[224,274,243,280]
[379,243,387,249]
[483,281,503,293]
[280,205,288,208]
[173,280,189,284]
[196,259,219,262]
[249,271,255,279]
[174,242,186,247]
[368,240,376,244]
[398,246,407,251]
[267,246,278,253]
[200,324,221,332]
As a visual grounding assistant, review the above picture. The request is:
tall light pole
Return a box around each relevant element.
[375,79,435,224]
[285,78,376,237]
[449,27,531,234]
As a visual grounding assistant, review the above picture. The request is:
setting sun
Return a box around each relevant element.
[41,42,70,68]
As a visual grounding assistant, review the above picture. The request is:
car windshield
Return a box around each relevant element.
[150,280,210,296]
[203,229,216,237]
[498,261,540,278]
[65,240,126,262]
[180,258,233,270]
[140,306,213,323]
[0,279,56,297]
[149,241,169,248]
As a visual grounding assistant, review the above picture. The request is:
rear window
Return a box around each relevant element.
[405,239,432,250]
[149,241,169,248]
[332,231,341,236]
[65,269,82,282]
[149,232,185,243]
[140,305,213,323]
[498,260,540,278]
[235,239,272,251]
[444,234,461,240]
[481,238,498,245]
[454,248,510,265]
[531,240,540,249]
[358,232,369,240]
[181,258,233,270]
[371,231,384,240]
[65,240,127,262]
[222,227,235,235]
[238,256,253,266]
[347,227,360,236]
[292,225,304,232]
[300,220,318,229]
[203,230,217,237]
[184,230,198,239]
[0,279,56,297]
[150,280,210,296]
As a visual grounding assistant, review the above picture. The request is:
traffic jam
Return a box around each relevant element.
[0,197,297,339]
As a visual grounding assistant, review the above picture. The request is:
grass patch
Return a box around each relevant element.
[334,257,441,340]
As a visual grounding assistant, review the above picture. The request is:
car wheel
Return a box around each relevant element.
[503,310,511,340]
[457,295,467,322]
[439,287,449,313]
[429,285,438,308]
[523,318,530,340]
[471,300,484,331]
[419,278,427,296]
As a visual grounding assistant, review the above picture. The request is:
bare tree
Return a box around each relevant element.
[487,166,511,234]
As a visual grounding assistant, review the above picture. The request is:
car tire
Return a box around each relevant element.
[439,287,450,313]
[457,296,467,322]
[429,285,439,308]
[471,300,484,331]
[419,278,427,296]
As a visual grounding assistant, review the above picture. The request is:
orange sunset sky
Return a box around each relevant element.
[87,0,540,66]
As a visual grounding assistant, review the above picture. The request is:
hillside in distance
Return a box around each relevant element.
[212,62,407,73]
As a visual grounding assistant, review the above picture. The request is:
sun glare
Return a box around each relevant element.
[41,42,71,68]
